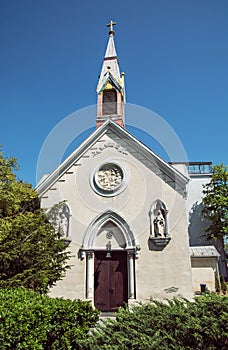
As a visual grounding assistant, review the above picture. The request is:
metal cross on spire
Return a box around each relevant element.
[107,20,116,35]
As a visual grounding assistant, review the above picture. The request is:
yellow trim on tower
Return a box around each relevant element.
[105,82,113,90]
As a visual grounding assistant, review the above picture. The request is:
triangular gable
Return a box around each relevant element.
[97,71,122,94]
[36,120,188,197]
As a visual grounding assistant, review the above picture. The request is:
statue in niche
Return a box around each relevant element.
[153,209,166,237]
[47,203,70,238]
[57,205,70,238]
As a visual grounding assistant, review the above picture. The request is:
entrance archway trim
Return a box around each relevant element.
[81,210,136,249]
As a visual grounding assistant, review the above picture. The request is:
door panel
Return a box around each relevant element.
[94,256,109,310]
[94,251,128,312]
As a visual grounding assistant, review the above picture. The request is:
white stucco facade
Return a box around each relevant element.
[37,125,194,307]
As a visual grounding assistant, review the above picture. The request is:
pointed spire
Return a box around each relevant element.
[96,22,125,129]
[104,34,118,59]
[97,21,121,93]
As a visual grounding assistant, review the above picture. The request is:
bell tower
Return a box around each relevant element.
[96,21,125,128]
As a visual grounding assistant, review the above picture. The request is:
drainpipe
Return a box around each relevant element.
[216,256,221,289]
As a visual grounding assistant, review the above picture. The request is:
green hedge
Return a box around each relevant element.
[81,294,228,350]
[0,288,99,349]
[1,290,227,349]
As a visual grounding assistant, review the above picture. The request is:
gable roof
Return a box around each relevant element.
[98,71,122,93]
[36,120,189,197]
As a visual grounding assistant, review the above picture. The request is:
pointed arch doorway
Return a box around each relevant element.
[80,211,137,312]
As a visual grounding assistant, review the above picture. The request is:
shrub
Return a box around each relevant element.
[0,288,99,349]
[80,294,228,350]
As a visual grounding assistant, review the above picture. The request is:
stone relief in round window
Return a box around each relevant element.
[91,162,127,196]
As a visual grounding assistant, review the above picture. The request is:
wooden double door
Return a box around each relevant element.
[94,251,128,312]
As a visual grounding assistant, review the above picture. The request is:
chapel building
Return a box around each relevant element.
[36,23,221,311]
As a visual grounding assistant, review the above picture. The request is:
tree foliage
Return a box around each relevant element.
[202,164,228,240]
[0,147,71,293]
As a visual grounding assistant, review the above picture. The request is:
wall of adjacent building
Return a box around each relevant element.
[186,175,211,245]
[191,257,217,293]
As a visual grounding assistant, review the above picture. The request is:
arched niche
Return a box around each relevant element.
[48,203,71,239]
[149,200,169,239]
[58,204,71,238]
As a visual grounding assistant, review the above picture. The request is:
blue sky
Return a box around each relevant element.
[0,0,227,186]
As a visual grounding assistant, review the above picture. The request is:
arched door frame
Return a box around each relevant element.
[79,211,139,303]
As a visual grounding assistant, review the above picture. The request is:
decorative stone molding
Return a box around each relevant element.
[92,142,128,157]
[129,245,141,259]
[86,251,94,259]
[90,161,128,197]
[86,251,94,300]
[149,237,171,247]
[127,251,135,299]
[82,211,136,250]
[95,163,123,191]
[78,249,86,260]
